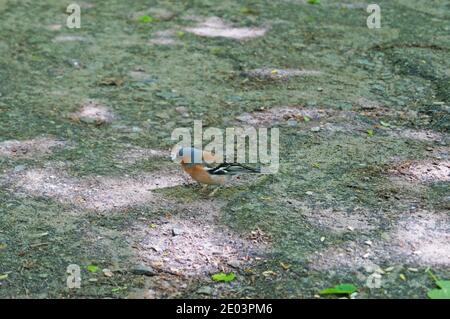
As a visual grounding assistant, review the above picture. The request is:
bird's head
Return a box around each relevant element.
[171,147,203,164]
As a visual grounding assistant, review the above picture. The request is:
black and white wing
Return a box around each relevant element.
[207,163,261,175]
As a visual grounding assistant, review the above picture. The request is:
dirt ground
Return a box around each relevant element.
[0,0,449,298]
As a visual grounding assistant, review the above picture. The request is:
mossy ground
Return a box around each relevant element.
[0,0,449,298]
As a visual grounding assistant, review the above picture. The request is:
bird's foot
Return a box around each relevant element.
[208,186,221,197]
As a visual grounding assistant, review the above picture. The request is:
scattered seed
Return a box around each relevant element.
[280,262,291,270]
[103,268,114,277]
[364,240,373,246]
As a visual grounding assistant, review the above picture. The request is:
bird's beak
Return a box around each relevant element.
[170,152,178,162]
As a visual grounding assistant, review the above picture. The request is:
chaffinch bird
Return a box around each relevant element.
[171,147,261,186]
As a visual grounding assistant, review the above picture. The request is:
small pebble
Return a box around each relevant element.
[103,268,114,277]
[197,286,213,295]
[71,60,81,68]
[287,119,298,127]
[227,260,241,269]
[131,265,156,276]
[172,228,183,236]
[13,165,26,173]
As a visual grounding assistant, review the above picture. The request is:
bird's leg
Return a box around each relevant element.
[208,185,221,197]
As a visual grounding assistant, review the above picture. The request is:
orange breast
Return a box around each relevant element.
[182,163,224,185]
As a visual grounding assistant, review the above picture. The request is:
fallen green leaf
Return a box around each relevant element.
[303,116,311,122]
[380,121,390,127]
[0,274,8,280]
[426,270,450,299]
[212,272,236,282]
[320,284,358,296]
[428,280,450,299]
[367,129,375,137]
[138,15,154,23]
[87,265,99,273]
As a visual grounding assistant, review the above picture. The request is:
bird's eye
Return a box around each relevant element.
[178,149,183,156]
